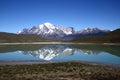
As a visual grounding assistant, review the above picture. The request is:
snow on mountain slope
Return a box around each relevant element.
[18,22,110,39]
[18,22,75,38]
[78,28,110,34]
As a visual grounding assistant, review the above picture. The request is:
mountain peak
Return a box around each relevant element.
[38,22,56,30]
[43,22,53,26]
[18,22,75,38]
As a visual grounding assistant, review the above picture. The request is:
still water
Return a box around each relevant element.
[0,44,120,65]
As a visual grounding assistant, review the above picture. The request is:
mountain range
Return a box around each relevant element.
[0,22,119,43]
[18,22,110,40]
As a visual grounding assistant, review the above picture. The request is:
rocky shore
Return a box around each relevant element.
[0,61,120,80]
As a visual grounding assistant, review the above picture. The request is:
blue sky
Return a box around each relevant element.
[0,0,120,33]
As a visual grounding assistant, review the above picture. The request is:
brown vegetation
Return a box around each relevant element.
[0,62,120,80]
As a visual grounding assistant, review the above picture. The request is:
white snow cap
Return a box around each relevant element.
[44,22,53,26]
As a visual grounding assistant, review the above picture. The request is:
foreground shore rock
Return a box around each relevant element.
[0,61,120,80]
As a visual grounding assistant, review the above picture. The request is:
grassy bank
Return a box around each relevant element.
[0,61,120,80]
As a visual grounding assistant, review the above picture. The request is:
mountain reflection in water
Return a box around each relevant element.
[0,44,120,65]
[19,45,75,60]
[18,45,102,60]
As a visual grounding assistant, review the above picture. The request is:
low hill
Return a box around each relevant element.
[73,29,120,43]
[0,32,47,43]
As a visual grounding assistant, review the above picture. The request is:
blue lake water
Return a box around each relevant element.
[0,44,120,65]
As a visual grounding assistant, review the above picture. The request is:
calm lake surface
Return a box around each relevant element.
[0,44,120,65]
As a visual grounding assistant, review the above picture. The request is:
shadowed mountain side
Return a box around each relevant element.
[73,29,120,43]
[72,44,120,57]
[0,32,48,43]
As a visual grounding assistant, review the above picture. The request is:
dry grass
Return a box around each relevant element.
[0,62,120,80]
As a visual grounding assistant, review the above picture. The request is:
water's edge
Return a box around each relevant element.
[0,42,120,45]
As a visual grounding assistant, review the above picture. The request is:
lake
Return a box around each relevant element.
[0,44,120,65]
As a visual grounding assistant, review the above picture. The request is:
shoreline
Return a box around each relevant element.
[0,60,50,65]
[0,60,119,67]
[0,42,120,45]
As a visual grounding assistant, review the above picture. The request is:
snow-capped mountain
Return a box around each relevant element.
[18,22,75,38]
[18,22,110,39]
[77,28,110,34]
